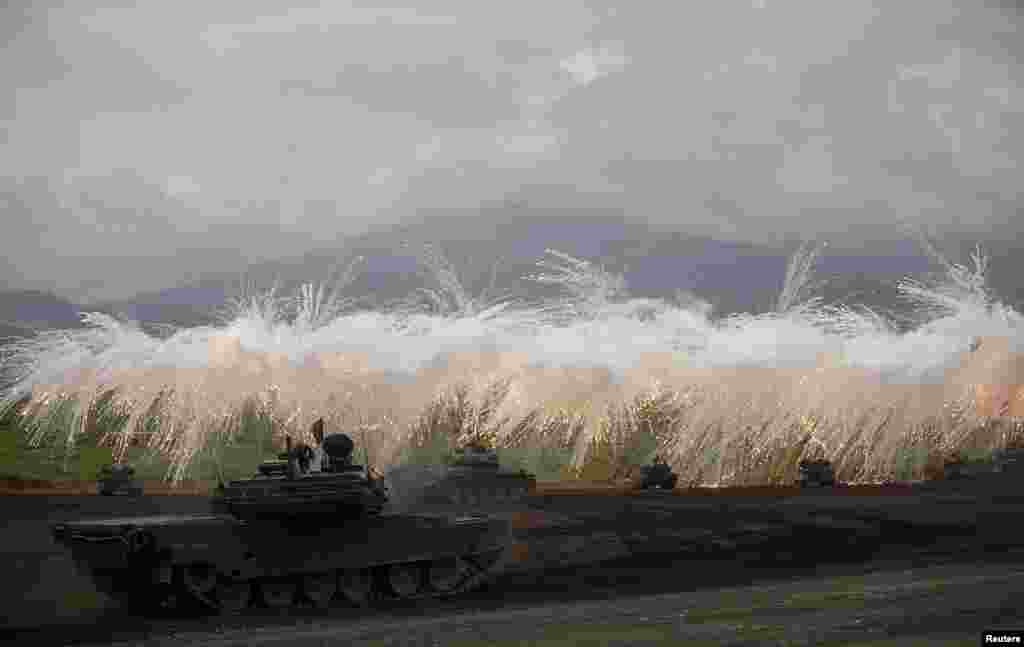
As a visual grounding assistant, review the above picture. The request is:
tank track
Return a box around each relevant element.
[106,549,504,616]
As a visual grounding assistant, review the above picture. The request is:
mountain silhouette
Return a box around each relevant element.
[3,212,1021,341]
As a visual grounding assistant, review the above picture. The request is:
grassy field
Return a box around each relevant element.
[1,376,1021,490]
[393,620,978,647]
[2,331,1020,491]
[413,623,974,647]
[0,415,274,486]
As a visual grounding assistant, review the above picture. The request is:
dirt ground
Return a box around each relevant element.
[21,557,1024,646]
[87,561,1024,646]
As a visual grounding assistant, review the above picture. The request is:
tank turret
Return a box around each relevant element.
[97,463,144,497]
[638,455,678,490]
[798,459,836,488]
[213,419,388,521]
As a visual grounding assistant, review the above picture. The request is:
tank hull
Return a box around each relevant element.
[418,470,536,505]
[97,480,144,496]
[410,445,536,507]
[211,473,388,520]
[638,472,678,490]
[51,511,510,614]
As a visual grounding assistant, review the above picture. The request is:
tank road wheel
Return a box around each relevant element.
[96,572,169,615]
[216,577,252,615]
[180,563,218,608]
[260,578,299,609]
[386,563,424,598]
[301,572,338,609]
[457,550,502,594]
[427,557,473,594]
[338,568,375,607]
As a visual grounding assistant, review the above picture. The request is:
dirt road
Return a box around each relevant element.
[70,561,1024,647]
[8,481,1024,645]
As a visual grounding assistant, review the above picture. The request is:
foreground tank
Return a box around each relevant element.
[51,511,507,615]
[415,443,536,506]
[49,421,511,615]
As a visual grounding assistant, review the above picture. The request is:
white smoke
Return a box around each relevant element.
[1,238,1022,484]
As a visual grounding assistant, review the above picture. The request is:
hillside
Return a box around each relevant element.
[0,290,83,332]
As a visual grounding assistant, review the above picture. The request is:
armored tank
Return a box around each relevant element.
[415,443,536,506]
[97,463,143,497]
[637,456,678,490]
[921,446,1024,489]
[50,420,511,615]
[798,459,836,488]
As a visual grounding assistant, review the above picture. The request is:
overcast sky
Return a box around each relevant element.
[1,1,1021,302]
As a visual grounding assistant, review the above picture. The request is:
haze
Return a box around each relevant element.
[2,0,1021,303]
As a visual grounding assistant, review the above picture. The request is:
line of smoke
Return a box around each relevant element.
[0,233,1021,485]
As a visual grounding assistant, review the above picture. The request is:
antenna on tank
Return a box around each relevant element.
[285,435,297,480]
[361,428,375,482]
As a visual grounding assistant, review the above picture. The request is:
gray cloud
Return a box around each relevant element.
[280,58,523,128]
[1,0,1021,302]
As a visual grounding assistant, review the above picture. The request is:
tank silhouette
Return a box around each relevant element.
[414,442,535,506]
[798,459,836,488]
[939,447,1024,482]
[637,456,678,490]
[50,420,511,615]
[97,463,143,497]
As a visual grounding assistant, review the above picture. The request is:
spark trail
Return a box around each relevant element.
[1,240,1021,486]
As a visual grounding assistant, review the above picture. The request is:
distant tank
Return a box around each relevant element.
[637,456,678,490]
[415,442,535,506]
[992,447,1024,472]
[798,459,836,488]
[942,456,977,480]
[940,447,1024,482]
[97,463,143,497]
[50,420,511,615]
